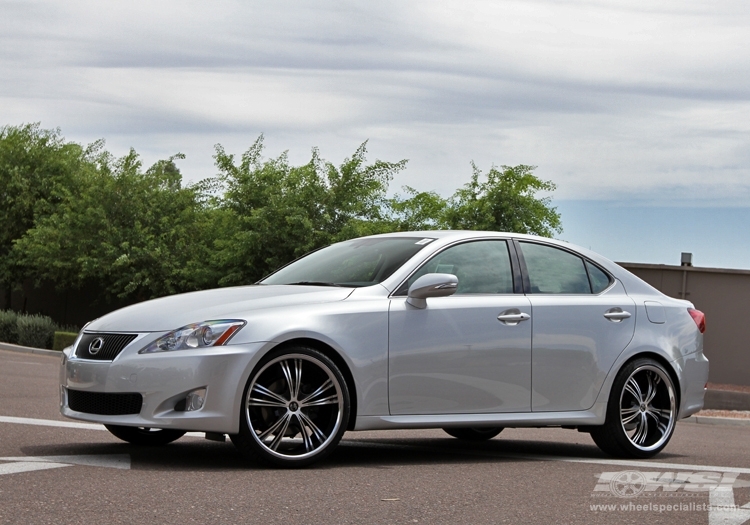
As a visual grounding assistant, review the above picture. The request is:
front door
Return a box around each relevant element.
[388,239,532,415]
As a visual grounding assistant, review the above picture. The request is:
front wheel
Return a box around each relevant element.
[443,427,503,441]
[591,358,677,458]
[105,425,186,446]
[231,346,350,468]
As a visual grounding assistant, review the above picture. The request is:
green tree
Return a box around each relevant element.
[15,148,210,300]
[444,163,562,237]
[0,123,93,306]
[209,136,408,285]
[387,186,449,231]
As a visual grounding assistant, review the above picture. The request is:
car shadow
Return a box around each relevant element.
[21,433,690,471]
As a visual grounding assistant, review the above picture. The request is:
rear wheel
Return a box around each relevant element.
[231,346,350,468]
[105,425,186,446]
[591,358,677,458]
[443,427,503,441]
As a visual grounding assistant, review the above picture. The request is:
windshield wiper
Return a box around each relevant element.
[286,281,344,287]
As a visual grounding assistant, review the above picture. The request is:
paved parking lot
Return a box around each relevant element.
[1,349,749,525]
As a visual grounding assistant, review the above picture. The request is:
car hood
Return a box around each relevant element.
[86,285,355,332]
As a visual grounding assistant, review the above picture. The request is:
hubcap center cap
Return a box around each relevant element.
[289,401,299,412]
[640,403,647,412]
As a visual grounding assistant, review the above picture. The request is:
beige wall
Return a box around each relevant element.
[620,263,750,386]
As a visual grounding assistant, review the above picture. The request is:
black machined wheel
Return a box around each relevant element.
[442,427,503,441]
[591,358,677,458]
[231,346,350,468]
[105,425,186,446]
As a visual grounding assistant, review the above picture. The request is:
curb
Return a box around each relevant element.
[681,415,750,427]
[0,342,62,357]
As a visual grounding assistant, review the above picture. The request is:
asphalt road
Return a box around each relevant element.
[1,349,749,525]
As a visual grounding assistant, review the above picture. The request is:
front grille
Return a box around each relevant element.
[75,333,138,361]
[67,389,143,415]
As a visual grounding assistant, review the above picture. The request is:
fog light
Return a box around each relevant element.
[185,388,207,411]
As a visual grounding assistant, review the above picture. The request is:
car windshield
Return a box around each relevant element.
[260,237,436,287]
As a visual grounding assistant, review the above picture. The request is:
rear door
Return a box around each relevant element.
[516,241,636,412]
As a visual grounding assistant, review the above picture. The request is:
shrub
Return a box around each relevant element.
[0,310,19,344]
[17,314,57,349]
[53,331,79,351]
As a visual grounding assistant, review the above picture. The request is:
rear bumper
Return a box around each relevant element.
[675,350,709,419]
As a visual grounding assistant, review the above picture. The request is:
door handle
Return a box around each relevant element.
[497,309,531,325]
[604,307,632,322]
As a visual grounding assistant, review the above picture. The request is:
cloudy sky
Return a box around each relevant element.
[2,0,749,267]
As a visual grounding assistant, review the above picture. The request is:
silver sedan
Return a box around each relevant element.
[60,231,708,467]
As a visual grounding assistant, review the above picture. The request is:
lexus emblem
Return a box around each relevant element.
[89,337,105,355]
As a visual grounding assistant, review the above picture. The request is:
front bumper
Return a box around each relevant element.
[60,340,267,434]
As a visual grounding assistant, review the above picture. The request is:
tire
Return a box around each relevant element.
[230,346,350,468]
[443,427,503,441]
[105,425,186,446]
[590,358,677,459]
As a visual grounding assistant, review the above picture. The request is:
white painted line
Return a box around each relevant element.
[0,455,130,469]
[0,461,72,476]
[0,415,105,430]
[0,415,206,438]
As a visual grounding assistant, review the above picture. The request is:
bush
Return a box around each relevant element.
[17,314,57,349]
[0,310,19,344]
[53,331,79,351]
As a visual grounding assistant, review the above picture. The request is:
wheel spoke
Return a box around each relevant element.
[258,411,291,441]
[280,360,302,401]
[251,383,288,405]
[621,406,640,425]
[624,377,643,402]
[298,410,329,445]
[295,414,315,452]
[644,372,660,405]
[299,378,337,407]
[247,397,287,408]
[268,413,293,451]
[633,413,649,445]
[645,409,668,436]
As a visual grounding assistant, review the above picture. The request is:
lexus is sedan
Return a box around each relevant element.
[60,231,708,467]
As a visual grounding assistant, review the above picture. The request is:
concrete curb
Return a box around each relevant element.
[681,415,750,427]
[0,342,62,357]
[704,389,750,411]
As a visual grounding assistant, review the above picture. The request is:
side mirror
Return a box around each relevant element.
[407,273,458,309]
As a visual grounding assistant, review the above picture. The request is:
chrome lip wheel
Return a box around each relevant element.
[619,364,676,452]
[245,353,344,461]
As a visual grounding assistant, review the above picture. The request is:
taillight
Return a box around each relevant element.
[688,308,706,334]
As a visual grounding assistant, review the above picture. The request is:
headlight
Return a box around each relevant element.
[139,320,246,354]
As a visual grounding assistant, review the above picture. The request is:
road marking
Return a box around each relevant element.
[709,486,750,525]
[0,455,130,469]
[0,461,72,476]
[0,415,205,438]
[0,415,105,431]
[0,455,130,477]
